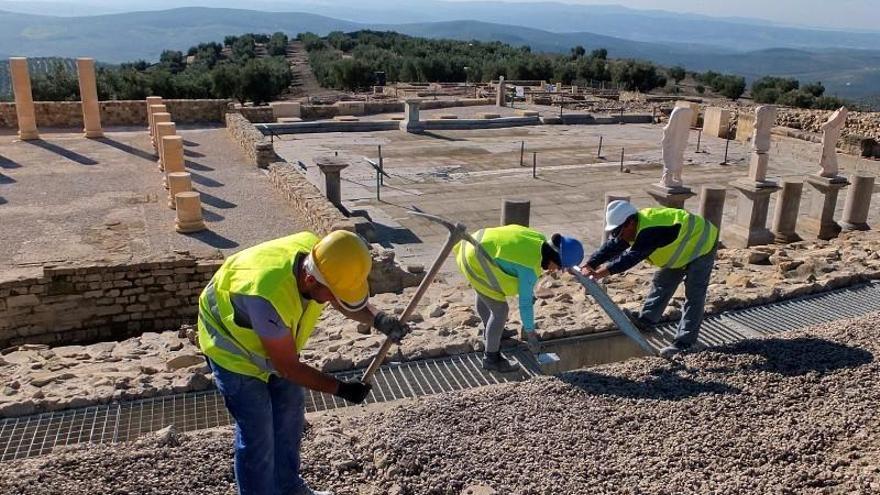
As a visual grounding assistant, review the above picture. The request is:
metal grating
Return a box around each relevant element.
[2,282,880,462]
[0,350,535,461]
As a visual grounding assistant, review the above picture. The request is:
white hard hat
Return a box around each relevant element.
[605,200,638,232]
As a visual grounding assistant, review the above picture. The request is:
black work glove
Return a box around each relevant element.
[334,379,372,404]
[373,311,411,344]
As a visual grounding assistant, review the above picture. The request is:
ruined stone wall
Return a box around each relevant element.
[0,255,223,348]
[298,98,493,120]
[238,106,275,123]
[0,99,230,129]
[224,112,279,168]
[267,162,356,235]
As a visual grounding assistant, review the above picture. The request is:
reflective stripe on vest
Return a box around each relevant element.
[456,230,506,299]
[638,208,717,269]
[200,281,275,373]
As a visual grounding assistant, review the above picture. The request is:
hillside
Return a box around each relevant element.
[0,57,75,100]
[0,7,879,100]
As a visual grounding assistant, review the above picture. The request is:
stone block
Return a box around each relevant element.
[7,294,39,308]
[703,107,731,138]
[675,101,700,127]
[269,101,301,119]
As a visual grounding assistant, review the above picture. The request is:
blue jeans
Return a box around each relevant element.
[208,359,306,495]
[639,248,716,348]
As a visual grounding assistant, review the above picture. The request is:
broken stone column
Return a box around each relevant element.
[801,175,850,240]
[167,172,193,209]
[841,175,875,231]
[501,199,530,227]
[818,107,848,178]
[76,58,103,139]
[496,76,506,107]
[146,98,164,138]
[399,100,424,134]
[726,105,781,247]
[161,135,185,189]
[771,180,804,243]
[603,192,630,242]
[9,57,39,140]
[316,156,350,209]
[154,121,176,170]
[698,185,726,232]
[174,191,206,233]
[151,112,171,152]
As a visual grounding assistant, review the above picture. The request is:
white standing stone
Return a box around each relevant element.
[818,106,848,178]
[659,106,692,190]
[751,105,777,154]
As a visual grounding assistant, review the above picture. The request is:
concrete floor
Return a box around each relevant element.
[274,117,880,271]
[0,126,306,274]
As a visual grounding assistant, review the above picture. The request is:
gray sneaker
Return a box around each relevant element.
[482,351,521,373]
[659,344,686,359]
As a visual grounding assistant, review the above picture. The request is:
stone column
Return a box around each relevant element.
[496,76,506,107]
[771,180,804,243]
[841,175,875,231]
[603,192,630,242]
[151,112,171,151]
[167,172,193,209]
[76,58,103,139]
[154,121,176,170]
[9,58,39,140]
[725,181,781,248]
[399,100,424,134]
[799,175,849,240]
[501,199,530,227]
[698,185,727,232]
[316,156,350,209]
[162,135,185,189]
[174,191,206,233]
[748,106,777,186]
[146,96,162,128]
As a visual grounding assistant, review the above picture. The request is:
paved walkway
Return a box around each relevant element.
[0,127,306,273]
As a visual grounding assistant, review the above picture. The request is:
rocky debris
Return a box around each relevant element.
[776,107,880,147]
[1,313,878,494]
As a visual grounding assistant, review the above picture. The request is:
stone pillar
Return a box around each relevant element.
[603,192,630,242]
[496,76,506,107]
[154,121,176,170]
[698,185,727,232]
[9,58,39,140]
[703,108,731,139]
[147,99,164,139]
[801,175,850,240]
[400,100,424,134]
[315,156,350,208]
[76,58,103,139]
[167,171,193,209]
[151,112,171,151]
[646,184,695,209]
[841,175,875,231]
[162,135,185,189]
[174,191,206,233]
[748,106,777,186]
[771,180,804,243]
[725,180,781,248]
[501,199,530,227]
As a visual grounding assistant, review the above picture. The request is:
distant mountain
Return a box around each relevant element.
[0,7,878,100]
[3,0,878,52]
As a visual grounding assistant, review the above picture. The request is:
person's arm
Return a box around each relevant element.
[586,237,629,269]
[604,225,681,275]
[496,259,538,332]
[260,333,340,393]
[330,300,410,344]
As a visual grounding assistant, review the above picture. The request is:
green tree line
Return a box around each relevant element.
[6,32,292,105]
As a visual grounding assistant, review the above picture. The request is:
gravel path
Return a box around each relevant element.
[2,313,878,494]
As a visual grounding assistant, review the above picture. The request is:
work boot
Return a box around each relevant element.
[483,351,521,373]
[623,308,653,333]
[501,328,517,340]
[294,484,333,495]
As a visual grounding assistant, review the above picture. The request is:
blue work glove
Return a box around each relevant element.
[373,311,411,344]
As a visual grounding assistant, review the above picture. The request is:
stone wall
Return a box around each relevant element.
[239,106,275,123]
[0,254,223,348]
[224,111,279,168]
[297,98,493,120]
[0,99,230,129]
[267,161,356,235]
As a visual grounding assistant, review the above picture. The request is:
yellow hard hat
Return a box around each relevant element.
[311,230,372,311]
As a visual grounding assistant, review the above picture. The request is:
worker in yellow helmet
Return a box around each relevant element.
[197,230,410,495]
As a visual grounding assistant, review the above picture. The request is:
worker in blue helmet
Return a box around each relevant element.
[455,224,585,372]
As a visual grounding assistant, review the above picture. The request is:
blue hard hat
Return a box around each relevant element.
[553,234,584,268]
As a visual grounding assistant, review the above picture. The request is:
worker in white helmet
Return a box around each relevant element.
[581,201,718,358]
[198,231,410,495]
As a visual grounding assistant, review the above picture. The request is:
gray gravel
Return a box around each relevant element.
[2,313,879,495]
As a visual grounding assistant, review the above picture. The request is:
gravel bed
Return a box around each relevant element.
[1,313,878,494]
